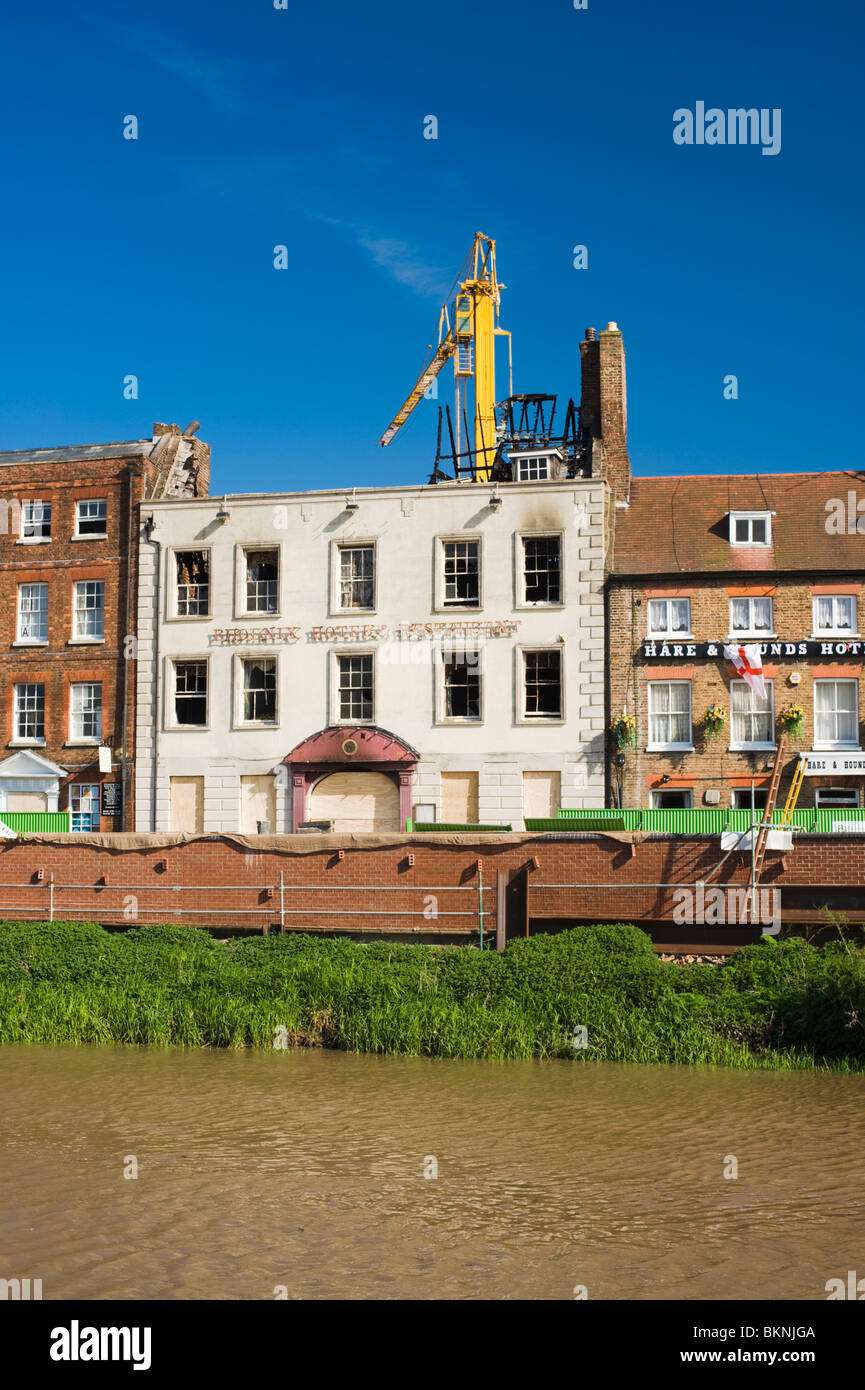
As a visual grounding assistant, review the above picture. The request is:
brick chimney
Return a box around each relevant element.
[579,323,630,503]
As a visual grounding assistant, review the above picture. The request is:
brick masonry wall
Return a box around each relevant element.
[0,458,146,829]
[608,575,865,809]
[0,832,861,939]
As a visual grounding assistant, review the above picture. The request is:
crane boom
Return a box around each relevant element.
[377,333,456,447]
[377,232,507,480]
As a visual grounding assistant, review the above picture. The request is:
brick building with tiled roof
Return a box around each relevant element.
[607,467,865,812]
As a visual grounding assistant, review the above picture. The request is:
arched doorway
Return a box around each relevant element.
[284,725,418,832]
[308,770,400,832]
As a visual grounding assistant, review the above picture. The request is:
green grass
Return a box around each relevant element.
[1,920,864,1068]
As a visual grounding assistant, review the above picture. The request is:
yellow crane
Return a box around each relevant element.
[377,232,511,481]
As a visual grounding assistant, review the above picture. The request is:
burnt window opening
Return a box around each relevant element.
[174,661,208,726]
[443,541,479,607]
[523,649,562,719]
[245,549,279,613]
[176,551,210,617]
[339,545,374,610]
[522,536,561,605]
[338,654,373,721]
[242,658,277,723]
[443,651,481,720]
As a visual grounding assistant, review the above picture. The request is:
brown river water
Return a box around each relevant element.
[1,1046,863,1301]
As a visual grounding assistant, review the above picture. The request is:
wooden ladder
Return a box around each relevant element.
[751,734,786,885]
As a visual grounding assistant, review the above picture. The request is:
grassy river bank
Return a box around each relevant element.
[1,920,864,1069]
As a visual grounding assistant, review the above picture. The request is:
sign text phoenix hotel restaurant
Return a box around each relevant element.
[211,619,521,644]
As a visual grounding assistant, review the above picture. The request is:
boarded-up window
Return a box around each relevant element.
[440,771,478,824]
[169,776,204,832]
[176,552,209,616]
[241,775,277,833]
[522,771,561,820]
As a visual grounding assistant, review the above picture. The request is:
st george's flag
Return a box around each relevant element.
[723,643,767,700]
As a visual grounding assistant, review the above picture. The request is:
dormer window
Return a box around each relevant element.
[729,512,771,547]
[516,455,551,481]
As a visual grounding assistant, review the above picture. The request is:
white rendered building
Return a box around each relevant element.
[134,477,608,833]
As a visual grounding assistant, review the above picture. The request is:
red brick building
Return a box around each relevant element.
[0,424,209,829]
[608,471,865,812]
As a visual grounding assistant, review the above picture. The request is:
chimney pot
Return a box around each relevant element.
[585,327,597,341]
[605,321,619,332]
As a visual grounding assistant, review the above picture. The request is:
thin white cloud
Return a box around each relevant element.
[357,236,446,299]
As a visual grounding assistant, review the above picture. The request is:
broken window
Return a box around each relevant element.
[442,541,479,607]
[522,535,561,605]
[176,551,210,617]
[523,650,562,719]
[21,501,51,540]
[338,545,374,610]
[245,549,279,613]
[174,661,208,726]
[242,658,277,723]
[338,654,373,721]
[442,649,481,720]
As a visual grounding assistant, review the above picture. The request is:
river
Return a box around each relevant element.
[1,1046,862,1300]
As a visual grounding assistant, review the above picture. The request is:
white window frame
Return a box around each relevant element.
[649,788,694,810]
[815,787,860,809]
[71,579,105,642]
[728,595,775,639]
[20,500,52,543]
[170,548,212,620]
[167,657,211,730]
[332,540,377,614]
[331,650,375,725]
[235,544,281,618]
[814,678,859,751]
[16,582,48,644]
[646,597,692,639]
[435,644,484,724]
[518,647,564,723]
[69,681,102,744]
[729,678,775,751]
[13,682,45,744]
[647,680,693,751]
[516,532,564,609]
[435,536,482,612]
[515,454,552,482]
[729,511,772,547]
[811,594,859,638]
[234,653,279,728]
[74,498,107,539]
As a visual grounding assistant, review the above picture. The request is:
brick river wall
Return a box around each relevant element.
[0,832,862,948]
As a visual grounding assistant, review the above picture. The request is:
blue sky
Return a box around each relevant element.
[0,0,861,493]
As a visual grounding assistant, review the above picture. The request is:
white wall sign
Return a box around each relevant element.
[801,753,865,776]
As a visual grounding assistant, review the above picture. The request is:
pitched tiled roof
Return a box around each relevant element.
[612,471,865,576]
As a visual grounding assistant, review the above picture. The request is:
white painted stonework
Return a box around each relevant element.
[134,478,608,832]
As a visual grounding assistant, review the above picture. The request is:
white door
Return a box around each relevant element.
[6,791,48,812]
[241,775,277,833]
[522,771,561,820]
[440,771,479,823]
[308,771,399,832]
[169,777,204,832]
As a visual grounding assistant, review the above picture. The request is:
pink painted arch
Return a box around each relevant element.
[283,726,419,832]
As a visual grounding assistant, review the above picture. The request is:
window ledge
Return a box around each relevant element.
[813,745,861,752]
[728,744,777,753]
[71,534,107,542]
[8,740,47,748]
[67,638,105,646]
[12,640,49,648]
[811,633,862,641]
[648,633,695,642]
[16,538,51,545]
[726,634,777,642]
[64,741,101,748]
[646,744,694,753]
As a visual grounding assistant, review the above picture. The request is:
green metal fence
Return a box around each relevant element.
[406,819,513,833]
[0,811,72,834]
[523,807,865,834]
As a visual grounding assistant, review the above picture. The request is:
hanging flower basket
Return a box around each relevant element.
[779,704,805,742]
[701,703,727,742]
[610,714,636,750]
